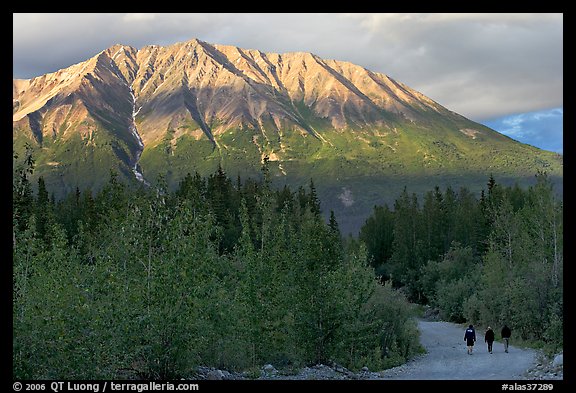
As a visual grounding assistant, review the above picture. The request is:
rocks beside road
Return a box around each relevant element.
[191,362,386,380]
[191,352,563,381]
[524,352,563,380]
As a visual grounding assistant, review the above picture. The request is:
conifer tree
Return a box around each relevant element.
[308,179,321,216]
[329,210,340,235]
[35,176,52,244]
[359,204,394,272]
[13,144,35,233]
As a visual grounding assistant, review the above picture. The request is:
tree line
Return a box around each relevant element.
[359,172,563,351]
[13,151,420,379]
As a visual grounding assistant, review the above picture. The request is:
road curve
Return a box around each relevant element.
[381,320,538,380]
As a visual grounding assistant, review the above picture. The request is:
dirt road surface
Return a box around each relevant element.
[380,320,538,380]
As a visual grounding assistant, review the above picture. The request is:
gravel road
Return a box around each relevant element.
[380,320,538,380]
[195,319,553,381]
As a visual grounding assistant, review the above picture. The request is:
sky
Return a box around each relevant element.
[482,107,563,154]
[13,13,563,153]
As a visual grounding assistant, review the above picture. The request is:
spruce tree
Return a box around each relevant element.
[308,179,321,216]
[359,204,395,273]
[35,176,52,244]
[328,210,340,236]
[13,144,35,233]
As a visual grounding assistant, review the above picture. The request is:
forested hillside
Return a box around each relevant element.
[12,144,562,379]
[359,171,563,352]
[13,148,420,379]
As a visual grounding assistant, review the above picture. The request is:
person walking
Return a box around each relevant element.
[484,326,495,354]
[501,324,511,353]
[464,324,476,355]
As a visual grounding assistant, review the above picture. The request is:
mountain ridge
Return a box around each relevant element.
[13,38,460,139]
[13,38,563,234]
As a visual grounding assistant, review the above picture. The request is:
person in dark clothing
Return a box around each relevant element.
[464,324,476,355]
[484,326,495,354]
[501,325,512,353]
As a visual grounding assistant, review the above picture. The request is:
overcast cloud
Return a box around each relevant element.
[13,13,562,124]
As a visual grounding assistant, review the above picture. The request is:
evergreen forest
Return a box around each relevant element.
[13,147,562,379]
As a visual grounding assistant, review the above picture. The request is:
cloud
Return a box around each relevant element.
[13,13,562,122]
[122,13,157,23]
[481,107,563,154]
[337,13,563,120]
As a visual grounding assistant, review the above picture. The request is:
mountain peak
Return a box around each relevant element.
[102,44,137,57]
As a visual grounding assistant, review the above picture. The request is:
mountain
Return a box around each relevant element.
[13,38,563,234]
